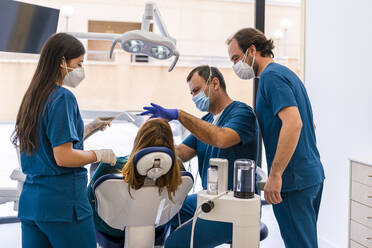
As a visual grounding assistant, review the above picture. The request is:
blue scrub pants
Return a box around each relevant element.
[273,182,323,248]
[21,216,96,248]
[165,194,232,248]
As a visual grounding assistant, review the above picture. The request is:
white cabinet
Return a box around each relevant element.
[349,160,372,248]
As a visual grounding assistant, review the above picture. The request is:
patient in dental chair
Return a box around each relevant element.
[122,118,182,200]
[87,118,182,237]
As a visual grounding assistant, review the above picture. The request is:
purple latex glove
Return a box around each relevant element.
[140,103,178,121]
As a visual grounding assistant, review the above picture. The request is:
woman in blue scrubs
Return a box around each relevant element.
[11,33,117,248]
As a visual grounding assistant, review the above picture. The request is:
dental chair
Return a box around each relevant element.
[0,147,25,213]
[91,147,194,248]
[256,166,269,241]
[0,167,25,211]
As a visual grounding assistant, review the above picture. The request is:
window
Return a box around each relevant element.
[266,0,305,80]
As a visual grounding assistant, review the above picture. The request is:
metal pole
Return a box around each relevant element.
[67,32,121,41]
[254,0,265,168]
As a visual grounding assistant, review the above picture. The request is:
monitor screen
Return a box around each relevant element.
[0,0,59,54]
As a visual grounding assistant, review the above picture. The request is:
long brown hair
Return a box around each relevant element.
[11,33,85,154]
[122,118,182,201]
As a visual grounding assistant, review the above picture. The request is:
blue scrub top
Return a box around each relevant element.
[183,101,259,189]
[18,85,92,222]
[256,62,325,192]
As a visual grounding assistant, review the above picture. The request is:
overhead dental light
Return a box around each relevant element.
[109,2,179,71]
[69,2,179,72]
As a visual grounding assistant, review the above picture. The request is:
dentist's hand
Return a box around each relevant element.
[92,149,117,166]
[141,103,178,121]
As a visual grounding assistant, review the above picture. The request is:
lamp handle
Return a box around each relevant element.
[168,51,179,72]
[109,39,120,59]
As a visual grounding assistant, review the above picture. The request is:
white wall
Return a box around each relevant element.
[305,0,372,247]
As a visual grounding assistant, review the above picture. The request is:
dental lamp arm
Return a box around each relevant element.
[141,2,179,72]
[68,32,120,41]
[142,2,174,42]
[78,2,179,71]
[152,4,173,41]
[69,31,121,60]
[141,2,153,31]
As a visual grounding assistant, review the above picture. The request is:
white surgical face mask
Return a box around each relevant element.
[62,64,85,88]
[232,50,255,80]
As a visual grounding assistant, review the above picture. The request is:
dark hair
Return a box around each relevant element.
[12,33,85,154]
[227,28,275,58]
[186,65,226,92]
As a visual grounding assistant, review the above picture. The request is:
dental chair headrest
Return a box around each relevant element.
[133,146,174,180]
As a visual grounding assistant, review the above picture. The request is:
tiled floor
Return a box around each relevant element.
[0,204,284,248]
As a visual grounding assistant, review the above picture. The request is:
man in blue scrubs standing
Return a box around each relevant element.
[141,65,259,247]
[227,28,325,248]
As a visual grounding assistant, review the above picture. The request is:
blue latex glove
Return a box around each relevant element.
[140,103,178,121]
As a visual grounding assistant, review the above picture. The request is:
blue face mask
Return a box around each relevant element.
[192,87,210,112]
[192,66,213,112]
